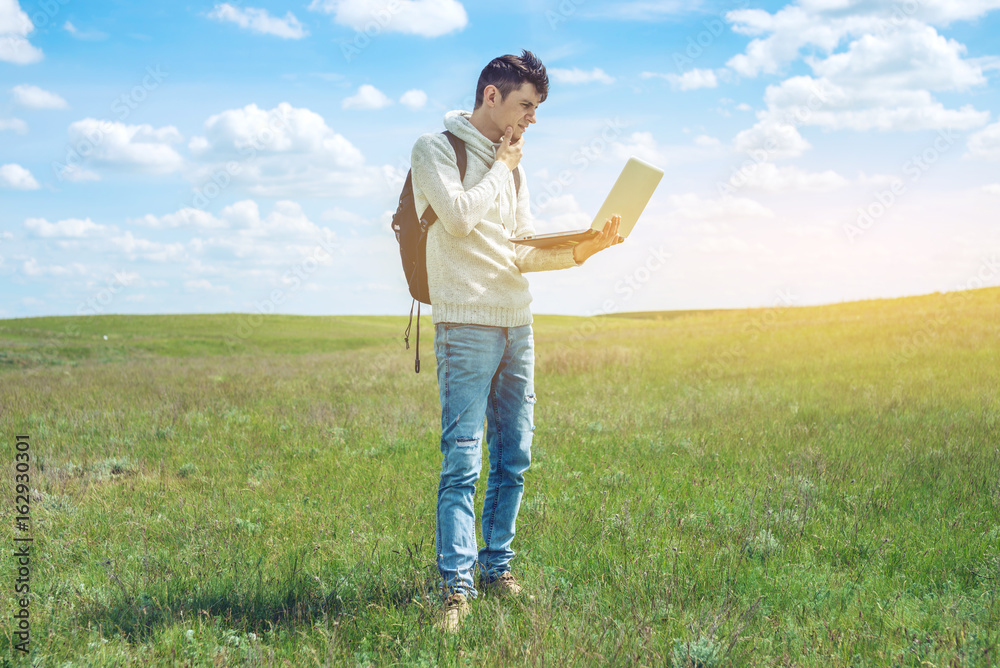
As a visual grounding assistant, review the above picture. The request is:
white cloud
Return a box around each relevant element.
[321,206,369,226]
[532,194,591,232]
[732,118,812,160]
[343,84,393,110]
[191,159,381,200]
[0,117,27,133]
[796,0,1000,28]
[0,0,42,64]
[207,3,308,39]
[725,3,994,133]
[726,5,853,78]
[812,26,985,92]
[759,74,989,132]
[308,0,467,37]
[188,136,210,154]
[612,131,671,166]
[966,121,1000,161]
[11,84,68,109]
[130,208,228,230]
[110,231,187,263]
[25,216,108,237]
[13,201,354,303]
[983,184,1000,195]
[226,200,320,236]
[63,20,107,40]
[184,200,340,264]
[724,3,999,77]
[856,171,901,188]
[0,162,38,189]
[915,0,1000,23]
[693,235,755,254]
[185,102,379,197]
[549,67,615,85]
[642,68,717,90]
[194,103,362,165]
[731,162,849,192]
[184,279,231,293]
[22,258,88,277]
[610,130,725,168]
[59,165,101,182]
[669,193,774,220]
[66,119,185,174]
[399,89,428,110]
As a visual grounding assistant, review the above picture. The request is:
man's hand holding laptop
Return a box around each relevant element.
[572,214,623,264]
[510,155,663,253]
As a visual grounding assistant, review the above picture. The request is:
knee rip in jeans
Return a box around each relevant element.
[526,393,536,431]
[456,436,480,448]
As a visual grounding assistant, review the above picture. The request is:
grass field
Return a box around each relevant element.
[1,287,998,666]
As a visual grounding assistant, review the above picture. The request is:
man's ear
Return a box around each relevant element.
[483,84,499,108]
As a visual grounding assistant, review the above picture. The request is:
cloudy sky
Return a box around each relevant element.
[2,0,999,319]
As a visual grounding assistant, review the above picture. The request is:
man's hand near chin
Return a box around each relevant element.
[496,125,524,171]
[573,214,624,264]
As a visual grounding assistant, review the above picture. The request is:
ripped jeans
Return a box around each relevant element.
[433,322,536,598]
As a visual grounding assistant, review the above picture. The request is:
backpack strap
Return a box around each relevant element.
[407,131,466,374]
[416,131,466,230]
[443,130,466,182]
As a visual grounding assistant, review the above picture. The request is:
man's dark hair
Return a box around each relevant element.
[474,50,548,109]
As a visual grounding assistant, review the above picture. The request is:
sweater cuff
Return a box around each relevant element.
[490,160,511,178]
[552,245,581,270]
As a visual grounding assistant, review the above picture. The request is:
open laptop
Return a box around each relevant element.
[511,156,664,248]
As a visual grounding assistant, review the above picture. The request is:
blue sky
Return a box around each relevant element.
[2,0,999,319]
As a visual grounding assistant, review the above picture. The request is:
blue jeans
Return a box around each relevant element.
[434,322,536,598]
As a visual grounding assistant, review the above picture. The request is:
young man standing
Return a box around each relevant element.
[409,50,622,632]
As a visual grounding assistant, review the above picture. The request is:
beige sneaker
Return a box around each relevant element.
[480,571,523,598]
[435,593,469,633]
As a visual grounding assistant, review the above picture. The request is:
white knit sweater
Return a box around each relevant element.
[410,110,580,327]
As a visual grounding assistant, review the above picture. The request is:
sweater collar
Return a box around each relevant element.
[443,110,500,164]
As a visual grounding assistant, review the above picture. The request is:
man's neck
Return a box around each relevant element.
[468,109,501,143]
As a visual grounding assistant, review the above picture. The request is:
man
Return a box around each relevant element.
[409,50,622,632]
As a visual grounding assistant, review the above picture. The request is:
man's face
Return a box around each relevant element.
[488,82,541,142]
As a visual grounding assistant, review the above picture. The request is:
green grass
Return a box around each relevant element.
[1,288,998,666]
